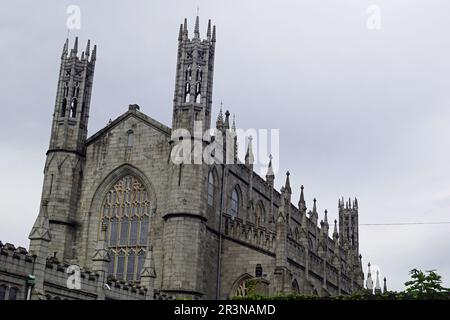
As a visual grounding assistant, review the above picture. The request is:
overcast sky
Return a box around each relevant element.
[1,0,449,292]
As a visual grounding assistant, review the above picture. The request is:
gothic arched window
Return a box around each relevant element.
[101,175,151,282]
[229,188,239,218]
[255,202,265,226]
[207,171,215,208]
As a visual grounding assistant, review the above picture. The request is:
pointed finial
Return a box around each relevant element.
[178,23,183,41]
[299,185,306,210]
[333,219,338,237]
[91,44,97,62]
[383,277,387,293]
[375,270,381,289]
[284,171,291,193]
[86,39,91,57]
[216,103,224,129]
[207,19,212,40]
[324,209,328,223]
[183,18,188,37]
[62,38,69,58]
[313,198,317,213]
[245,136,254,166]
[266,154,274,178]
[224,110,230,129]
[212,25,216,42]
[194,15,200,38]
[73,36,78,53]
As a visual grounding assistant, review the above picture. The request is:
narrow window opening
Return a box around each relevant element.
[184,82,191,102]
[127,131,134,147]
[70,98,77,118]
[61,99,67,117]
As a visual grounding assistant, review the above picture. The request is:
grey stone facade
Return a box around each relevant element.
[0,16,364,300]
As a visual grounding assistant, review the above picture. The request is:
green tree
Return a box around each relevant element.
[404,269,449,299]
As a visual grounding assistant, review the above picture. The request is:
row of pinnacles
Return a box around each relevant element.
[1,16,368,299]
[365,262,389,296]
[225,117,365,294]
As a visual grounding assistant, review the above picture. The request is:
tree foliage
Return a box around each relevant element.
[404,269,449,299]
[231,269,449,300]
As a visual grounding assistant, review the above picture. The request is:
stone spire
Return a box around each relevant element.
[284,171,291,194]
[266,154,274,183]
[178,23,183,41]
[323,209,329,235]
[366,262,374,292]
[333,219,339,240]
[85,39,91,58]
[216,102,224,130]
[375,270,382,294]
[62,38,69,58]
[212,25,216,42]
[310,198,318,225]
[29,199,51,243]
[383,277,388,293]
[333,219,339,254]
[183,18,188,37]
[231,113,238,162]
[245,136,254,167]
[298,185,306,214]
[207,19,212,40]
[224,110,230,130]
[194,15,200,38]
[91,44,97,62]
[70,36,78,57]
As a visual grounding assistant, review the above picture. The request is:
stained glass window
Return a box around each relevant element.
[101,175,150,282]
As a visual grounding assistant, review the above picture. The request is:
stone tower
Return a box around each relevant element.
[338,198,359,253]
[38,37,96,261]
[162,17,217,299]
[172,16,216,133]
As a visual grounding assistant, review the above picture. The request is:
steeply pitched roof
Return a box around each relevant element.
[85,105,171,146]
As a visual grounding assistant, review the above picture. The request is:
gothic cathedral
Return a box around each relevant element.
[0,17,364,300]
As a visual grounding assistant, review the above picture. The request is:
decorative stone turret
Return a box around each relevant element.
[28,199,52,300]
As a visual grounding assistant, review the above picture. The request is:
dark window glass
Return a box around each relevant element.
[8,287,18,300]
[139,217,149,246]
[129,219,139,245]
[116,252,125,280]
[127,252,136,281]
[0,285,6,300]
[119,220,129,246]
[109,219,118,246]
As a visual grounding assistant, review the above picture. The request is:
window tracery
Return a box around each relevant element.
[101,175,150,282]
